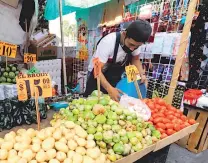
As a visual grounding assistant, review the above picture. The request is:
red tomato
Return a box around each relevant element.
[166,129,175,136]
[168,106,177,111]
[147,103,155,110]
[167,111,175,115]
[167,115,175,120]
[188,119,196,125]
[175,113,181,118]
[152,113,164,118]
[156,98,166,106]
[161,133,168,139]
[166,123,174,129]
[142,99,148,104]
[174,124,181,132]
[176,109,183,115]
[149,117,153,122]
[154,117,163,124]
[163,118,171,124]
[172,119,181,124]
[181,115,187,121]
[184,122,191,127]
[155,104,161,110]
[180,124,186,129]
[157,128,166,134]
[156,123,166,130]
[154,109,159,113]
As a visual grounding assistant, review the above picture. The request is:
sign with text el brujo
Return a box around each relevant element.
[0,41,17,58]
[16,73,52,101]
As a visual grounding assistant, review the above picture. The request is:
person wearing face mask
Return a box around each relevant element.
[84,19,152,101]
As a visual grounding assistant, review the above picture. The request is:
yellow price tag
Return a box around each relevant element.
[0,41,17,58]
[24,53,37,63]
[16,73,52,101]
[125,65,139,83]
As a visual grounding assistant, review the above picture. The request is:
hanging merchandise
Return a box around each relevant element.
[76,9,89,60]
[139,4,153,20]
[188,3,208,87]
[35,0,49,31]
[19,0,35,32]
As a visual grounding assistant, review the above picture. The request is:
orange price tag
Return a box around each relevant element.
[93,58,101,78]
[16,73,52,101]
[125,65,139,83]
[24,53,37,63]
[0,41,17,58]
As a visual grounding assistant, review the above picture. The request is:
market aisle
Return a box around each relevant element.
[166,144,208,163]
[0,109,56,138]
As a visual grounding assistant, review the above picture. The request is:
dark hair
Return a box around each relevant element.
[126,19,152,43]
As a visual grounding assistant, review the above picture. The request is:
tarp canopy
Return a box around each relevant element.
[44,0,111,20]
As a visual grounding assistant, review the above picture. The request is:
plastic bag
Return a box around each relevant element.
[119,95,151,121]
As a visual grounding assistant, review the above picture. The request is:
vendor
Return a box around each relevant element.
[84,20,152,101]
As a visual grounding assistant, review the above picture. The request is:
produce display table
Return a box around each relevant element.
[177,104,208,153]
[115,123,199,163]
[0,97,47,131]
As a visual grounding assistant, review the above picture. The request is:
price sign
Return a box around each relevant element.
[93,57,101,78]
[0,41,17,58]
[16,73,52,101]
[125,65,139,83]
[24,53,37,63]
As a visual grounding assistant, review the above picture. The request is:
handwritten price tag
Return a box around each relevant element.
[0,41,17,58]
[93,58,101,78]
[16,73,52,101]
[125,65,139,83]
[24,53,37,63]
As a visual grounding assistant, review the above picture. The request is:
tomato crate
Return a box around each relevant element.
[177,104,208,153]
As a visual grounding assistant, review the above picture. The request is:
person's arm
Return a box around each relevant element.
[93,34,123,101]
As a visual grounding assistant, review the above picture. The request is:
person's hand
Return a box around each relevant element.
[140,74,148,87]
[107,87,124,102]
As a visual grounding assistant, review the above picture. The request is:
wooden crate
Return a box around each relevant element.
[177,104,208,153]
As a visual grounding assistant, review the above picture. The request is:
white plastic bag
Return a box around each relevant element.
[119,95,151,121]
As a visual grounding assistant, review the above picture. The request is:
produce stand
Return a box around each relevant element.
[115,144,156,163]
[177,104,208,153]
[0,97,47,131]
[114,123,198,163]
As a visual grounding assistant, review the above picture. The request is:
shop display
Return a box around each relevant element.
[0,121,111,163]
[0,64,19,84]
[51,91,161,161]
[143,98,196,138]
[0,98,47,131]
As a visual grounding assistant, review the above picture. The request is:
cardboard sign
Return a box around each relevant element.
[16,73,52,101]
[125,65,139,83]
[24,53,37,63]
[0,41,17,58]
[93,57,101,78]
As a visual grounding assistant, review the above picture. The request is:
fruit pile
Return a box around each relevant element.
[143,98,196,139]
[51,91,161,162]
[0,64,19,84]
[0,121,110,163]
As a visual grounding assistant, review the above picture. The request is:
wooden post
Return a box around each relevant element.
[59,0,68,94]
[167,0,198,104]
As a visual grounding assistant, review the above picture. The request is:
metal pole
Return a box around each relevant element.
[58,0,68,94]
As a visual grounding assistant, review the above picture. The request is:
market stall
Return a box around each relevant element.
[0,0,207,162]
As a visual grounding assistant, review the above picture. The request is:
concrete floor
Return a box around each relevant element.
[0,110,207,163]
[166,144,208,163]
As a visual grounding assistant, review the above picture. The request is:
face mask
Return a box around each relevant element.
[121,37,133,54]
